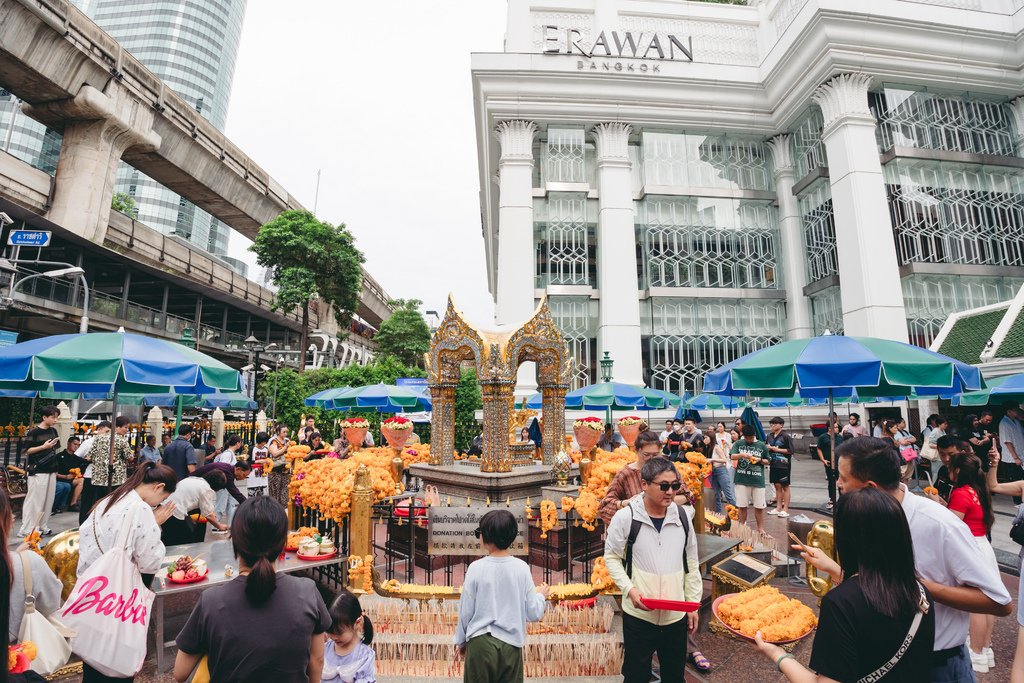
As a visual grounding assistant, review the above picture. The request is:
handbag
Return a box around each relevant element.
[59,505,155,677]
[17,552,73,675]
[1011,505,1024,546]
[899,445,917,463]
[919,439,938,462]
[856,583,930,683]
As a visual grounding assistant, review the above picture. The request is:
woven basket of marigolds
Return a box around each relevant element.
[289,450,405,522]
[572,447,636,531]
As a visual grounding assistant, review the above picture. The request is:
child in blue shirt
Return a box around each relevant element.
[322,590,375,683]
[454,509,548,682]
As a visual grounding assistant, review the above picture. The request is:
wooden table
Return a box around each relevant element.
[150,538,343,671]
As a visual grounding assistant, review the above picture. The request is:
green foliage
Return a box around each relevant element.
[373,299,431,368]
[250,210,365,324]
[0,398,33,427]
[453,367,482,453]
[111,192,137,217]
[256,356,426,436]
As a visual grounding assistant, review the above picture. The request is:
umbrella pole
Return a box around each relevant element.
[107,385,119,496]
[174,394,184,432]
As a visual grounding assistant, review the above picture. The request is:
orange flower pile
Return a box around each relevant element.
[726,504,739,520]
[290,451,405,522]
[571,446,636,530]
[25,530,42,556]
[923,486,938,496]
[561,496,575,514]
[717,585,817,641]
[590,557,615,592]
[286,444,311,462]
[674,452,712,501]
[68,468,82,479]
[539,500,558,539]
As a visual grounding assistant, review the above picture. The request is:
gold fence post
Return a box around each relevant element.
[349,464,373,592]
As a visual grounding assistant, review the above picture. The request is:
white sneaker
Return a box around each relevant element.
[985,647,995,667]
[778,511,790,518]
[767,509,780,515]
[970,649,989,673]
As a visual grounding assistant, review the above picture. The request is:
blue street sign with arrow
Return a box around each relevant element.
[7,230,51,247]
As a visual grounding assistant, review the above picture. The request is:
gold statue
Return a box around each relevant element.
[509,408,538,443]
[806,521,835,598]
[42,529,80,601]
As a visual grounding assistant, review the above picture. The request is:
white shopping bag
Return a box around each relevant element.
[59,508,154,678]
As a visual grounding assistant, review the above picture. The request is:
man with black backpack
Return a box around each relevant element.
[604,456,701,683]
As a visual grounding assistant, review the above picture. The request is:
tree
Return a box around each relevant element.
[111,192,137,217]
[454,367,482,452]
[373,299,431,367]
[256,356,426,432]
[251,210,364,373]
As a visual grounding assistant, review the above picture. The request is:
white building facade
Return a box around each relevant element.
[473,0,1024,395]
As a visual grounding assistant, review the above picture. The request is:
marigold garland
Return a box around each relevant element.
[560,496,575,515]
[539,500,558,539]
[290,451,407,522]
[347,555,374,593]
[570,446,636,529]
[8,641,36,674]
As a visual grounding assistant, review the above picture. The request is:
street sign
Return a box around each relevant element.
[427,505,529,556]
[397,377,428,390]
[7,230,51,247]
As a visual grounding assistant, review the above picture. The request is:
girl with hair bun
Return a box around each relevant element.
[322,591,376,683]
[173,497,331,682]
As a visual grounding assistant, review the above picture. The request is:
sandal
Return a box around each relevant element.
[689,651,712,672]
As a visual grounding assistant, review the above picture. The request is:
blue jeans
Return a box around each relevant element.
[709,466,736,513]
[52,480,71,512]
[931,645,976,683]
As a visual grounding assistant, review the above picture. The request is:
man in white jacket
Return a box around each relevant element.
[604,456,702,683]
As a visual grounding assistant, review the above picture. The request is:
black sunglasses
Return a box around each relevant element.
[651,481,682,492]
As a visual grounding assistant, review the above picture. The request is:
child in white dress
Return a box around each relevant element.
[322,590,376,683]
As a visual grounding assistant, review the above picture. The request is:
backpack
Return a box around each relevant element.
[623,503,691,577]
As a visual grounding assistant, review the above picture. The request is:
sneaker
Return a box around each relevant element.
[767,509,780,515]
[985,647,995,668]
[40,529,53,536]
[970,649,989,673]
[778,511,790,518]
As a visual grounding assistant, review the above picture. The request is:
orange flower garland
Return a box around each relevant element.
[539,500,558,539]
[560,496,575,514]
[571,446,635,529]
[290,451,406,522]
[590,557,615,592]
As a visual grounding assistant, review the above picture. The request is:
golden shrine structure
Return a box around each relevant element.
[412,295,572,499]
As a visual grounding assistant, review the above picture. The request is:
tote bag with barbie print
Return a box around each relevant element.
[59,506,155,677]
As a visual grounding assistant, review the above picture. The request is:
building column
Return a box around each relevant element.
[28,85,160,243]
[766,135,812,338]
[494,120,539,392]
[1009,98,1024,155]
[592,122,644,385]
[811,74,908,341]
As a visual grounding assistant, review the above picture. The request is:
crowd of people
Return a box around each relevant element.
[5,405,1024,682]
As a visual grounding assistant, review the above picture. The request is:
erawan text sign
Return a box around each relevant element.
[542,26,693,72]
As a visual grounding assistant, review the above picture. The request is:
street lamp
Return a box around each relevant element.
[245,336,267,435]
[599,351,614,383]
[599,351,614,425]
[5,265,90,333]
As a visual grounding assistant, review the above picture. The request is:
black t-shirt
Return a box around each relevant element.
[809,575,934,683]
[766,431,794,471]
[666,432,685,458]
[651,515,665,532]
[176,573,331,682]
[56,449,89,476]
[25,426,59,473]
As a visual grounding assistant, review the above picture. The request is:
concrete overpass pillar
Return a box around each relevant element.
[26,85,160,243]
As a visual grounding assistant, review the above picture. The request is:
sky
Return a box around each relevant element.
[223,1,508,329]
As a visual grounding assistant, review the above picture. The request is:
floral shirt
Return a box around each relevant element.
[88,433,132,487]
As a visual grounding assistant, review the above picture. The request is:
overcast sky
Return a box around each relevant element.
[224,1,508,327]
